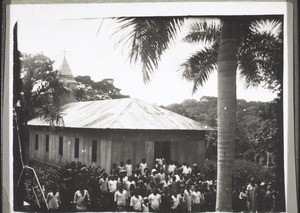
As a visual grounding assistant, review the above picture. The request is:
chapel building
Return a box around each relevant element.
[27,57,213,172]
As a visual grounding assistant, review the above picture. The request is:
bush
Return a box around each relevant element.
[26,160,104,211]
[27,160,60,191]
[203,159,217,180]
[24,160,60,211]
[232,159,276,190]
[58,161,105,211]
[204,159,276,191]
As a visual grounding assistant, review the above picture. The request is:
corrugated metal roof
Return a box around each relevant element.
[28,98,213,131]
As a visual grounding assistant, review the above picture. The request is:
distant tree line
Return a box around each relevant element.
[165,96,280,167]
[74,76,130,101]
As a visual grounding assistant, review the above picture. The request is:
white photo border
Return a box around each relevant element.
[2,1,297,212]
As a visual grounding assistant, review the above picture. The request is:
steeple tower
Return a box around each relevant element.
[57,55,77,84]
[55,55,77,106]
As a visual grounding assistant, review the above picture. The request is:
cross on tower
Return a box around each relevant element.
[62,49,69,57]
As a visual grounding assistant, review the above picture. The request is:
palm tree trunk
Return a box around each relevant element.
[216,18,237,212]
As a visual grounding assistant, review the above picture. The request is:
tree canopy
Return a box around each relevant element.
[18,53,67,126]
[165,96,279,166]
[74,76,130,101]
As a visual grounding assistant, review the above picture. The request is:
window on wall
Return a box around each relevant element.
[75,138,79,158]
[92,140,97,162]
[46,135,49,152]
[59,136,63,156]
[35,134,39,150]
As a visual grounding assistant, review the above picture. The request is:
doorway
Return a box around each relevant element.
[154,141,171,162]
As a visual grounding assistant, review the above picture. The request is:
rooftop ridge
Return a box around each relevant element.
[107,98,134,128]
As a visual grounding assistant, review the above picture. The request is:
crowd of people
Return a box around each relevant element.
[45,158,280,212]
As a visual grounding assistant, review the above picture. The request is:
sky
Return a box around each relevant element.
[15,5,280,106]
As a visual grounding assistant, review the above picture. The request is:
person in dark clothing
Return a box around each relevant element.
[264,185,272,212]
[191,163,200,177]
[258,182,267,212]
[111,163,119,176]
[204,185,214,212]
[238,186,248,212]
[160,187,172,212]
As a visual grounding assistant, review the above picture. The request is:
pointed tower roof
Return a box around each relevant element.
[57,55,76,83]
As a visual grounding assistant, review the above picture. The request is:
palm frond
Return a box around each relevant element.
[250,18,283,37]
[238,28,283,90]
[179,43,218,93]
[236,17,283,90]
[35,104,65,129]
[115,17,184,83]
[183,20,220,45]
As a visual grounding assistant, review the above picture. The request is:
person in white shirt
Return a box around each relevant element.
[108,176,118,211]
[171,191,180,211]
[148,189,161,212]
[184,185,193,212]
[130,190,144,212]
[174,171,181,182]
[46,186,60,210]
[108,176,118,193]
[125,176,136,191]
[99,173,109,193]
[125,159,133,177]
[167,161,176,175]
[181,163,188,174]
[118,170,128,183]
[142,198,149,212]
[140,159,148,176]
[99,173,109,211]
[182,163,192,175]
[191,185,205,212]
[114,185,128,211]
[118,161,125,174]
[73,186,90,211]
[186,164,192,174]
[161,158,167,172]
[156,158,163,165]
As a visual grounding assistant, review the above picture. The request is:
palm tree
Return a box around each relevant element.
[115,16,283,211]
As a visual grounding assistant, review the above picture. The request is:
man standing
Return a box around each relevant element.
[99,173,109,211]
[140,159,148,176]
[114,185,128,211]
[130,189,144,212]
[148,188,161,212]
[46,186,60,211]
